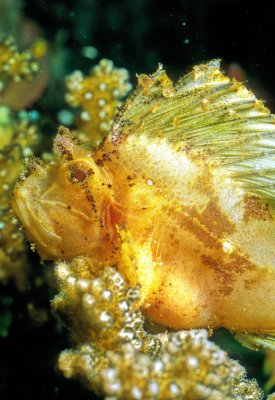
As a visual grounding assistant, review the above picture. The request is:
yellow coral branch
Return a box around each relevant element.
[65,59,132,146]
[53,257,263,400]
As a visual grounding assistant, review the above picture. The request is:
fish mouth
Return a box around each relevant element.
[12,176,62,260]
[12,159,102,260]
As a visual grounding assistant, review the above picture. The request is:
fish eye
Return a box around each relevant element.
[67,161,94,183]
[70,168,87,183]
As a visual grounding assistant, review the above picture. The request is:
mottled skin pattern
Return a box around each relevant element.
[13,125,275,333]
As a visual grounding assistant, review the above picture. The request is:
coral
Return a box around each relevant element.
[53,257,263,400]
[0,35,39,86]
[0,34,40,288]
[0,108,39,288]
[65,58,132,146]
[53,257,161,356]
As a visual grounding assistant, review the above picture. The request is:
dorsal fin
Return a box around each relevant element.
[110,60,275,206]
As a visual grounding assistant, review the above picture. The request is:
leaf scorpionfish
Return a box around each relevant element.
[13,60,275,348]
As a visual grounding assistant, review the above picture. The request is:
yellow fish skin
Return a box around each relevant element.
[13,60,275,335]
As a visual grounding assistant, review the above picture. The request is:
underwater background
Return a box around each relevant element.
[0,0,275,399]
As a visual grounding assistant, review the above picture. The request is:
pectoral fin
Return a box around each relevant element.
[233,331,275,351]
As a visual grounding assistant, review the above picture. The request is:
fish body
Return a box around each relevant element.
[13,60,275,337]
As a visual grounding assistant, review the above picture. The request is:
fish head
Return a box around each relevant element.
[12,128,115,261]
